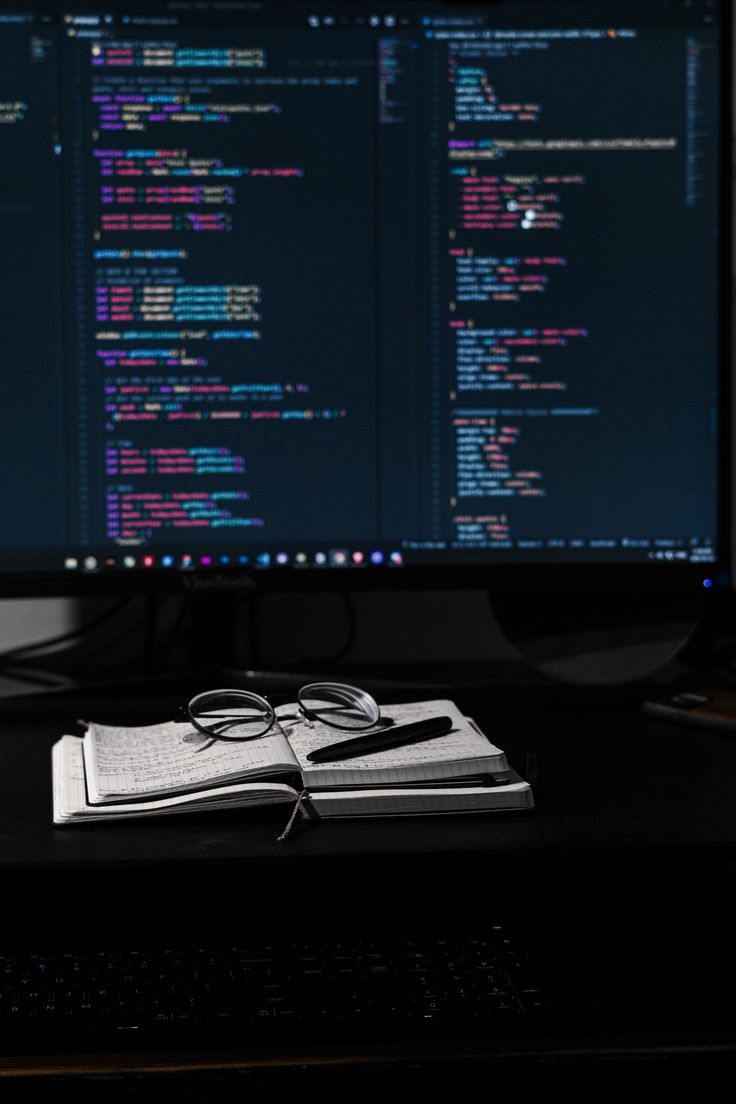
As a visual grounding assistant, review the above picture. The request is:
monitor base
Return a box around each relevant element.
[490,586,724,688]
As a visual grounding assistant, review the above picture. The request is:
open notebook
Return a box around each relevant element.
[52,698,534,830]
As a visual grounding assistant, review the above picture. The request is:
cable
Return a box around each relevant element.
[143,595,159,675]
[0,597,180,686]
[63,603,162,677]
[153,596,194,673]
[0,663,75,688]
[0,597,133,667]
[298,590,358,669]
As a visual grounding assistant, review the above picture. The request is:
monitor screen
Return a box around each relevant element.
[0,0,729,597]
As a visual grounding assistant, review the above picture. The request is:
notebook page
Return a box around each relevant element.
[54,737,298,823]
[287,699,508,788]
[83,719,298,802]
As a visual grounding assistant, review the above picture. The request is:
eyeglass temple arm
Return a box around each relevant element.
[294,705,394,727]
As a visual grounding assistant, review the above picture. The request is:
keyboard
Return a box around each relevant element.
[0,925,549,1055]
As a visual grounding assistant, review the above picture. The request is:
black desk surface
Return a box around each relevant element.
[1,677,735,1094]
[1,679,735,868]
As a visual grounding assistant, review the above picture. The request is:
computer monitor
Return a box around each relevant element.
[0,0,729,624]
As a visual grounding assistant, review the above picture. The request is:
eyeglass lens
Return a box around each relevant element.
[188,690,273,740]
[298,683,380,730]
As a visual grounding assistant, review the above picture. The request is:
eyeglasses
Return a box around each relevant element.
[179,682,392,746]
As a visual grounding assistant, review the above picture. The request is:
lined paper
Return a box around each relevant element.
[83,720,298,802]
[287,699,508,788]
[54,736,297,823]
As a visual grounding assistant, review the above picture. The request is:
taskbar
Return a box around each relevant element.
[0,535,718,575]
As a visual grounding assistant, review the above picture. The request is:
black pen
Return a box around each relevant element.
[306,715,454,763]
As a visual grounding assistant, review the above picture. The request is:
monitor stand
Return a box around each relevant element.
[489,586,724,689]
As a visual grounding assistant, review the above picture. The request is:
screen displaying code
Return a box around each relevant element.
[0,1,723,575]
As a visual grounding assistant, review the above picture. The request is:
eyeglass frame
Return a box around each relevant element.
[177,681,394,744]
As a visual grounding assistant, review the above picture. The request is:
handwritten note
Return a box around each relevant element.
[53,736,298,823]
[83,719,298,801]
[285,699,507,787]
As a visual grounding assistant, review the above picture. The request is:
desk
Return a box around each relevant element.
[0,680,735,1096]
